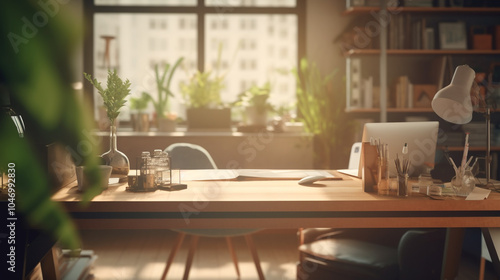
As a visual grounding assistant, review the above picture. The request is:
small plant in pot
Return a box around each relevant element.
[129,92,150,132]
[234,82,273,127]
[180,68,231,130]
[143,57,183,132]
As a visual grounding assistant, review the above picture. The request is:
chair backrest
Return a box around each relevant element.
[165,143,218,169]
[348,142,362,170]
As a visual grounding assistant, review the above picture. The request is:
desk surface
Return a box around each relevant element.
[52,171,500,230]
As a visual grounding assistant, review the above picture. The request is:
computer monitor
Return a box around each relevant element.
[361,121,439,177]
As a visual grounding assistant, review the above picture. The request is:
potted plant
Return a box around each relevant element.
[234,82,273,127]
[292,57,353,169]
[143,57,183,132]
[84,69,131,180]
[0,2,104,265]
[129,92,150,132]
[180,46,231,130]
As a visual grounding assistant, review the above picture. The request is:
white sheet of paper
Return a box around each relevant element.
[465,187,491,200]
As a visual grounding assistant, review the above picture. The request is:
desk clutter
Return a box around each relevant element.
[361,137,487,199]
[363,139,412,197]
[126,148,187,192]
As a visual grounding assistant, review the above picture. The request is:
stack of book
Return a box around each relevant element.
[389,14,435,50]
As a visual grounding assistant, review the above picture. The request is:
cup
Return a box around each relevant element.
[451,169,475,197]
[397,173,409,197]
[377,157,390,195]
[76,165,112,192]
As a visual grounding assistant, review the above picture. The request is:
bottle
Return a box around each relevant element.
[140,151,154,189]
[160,151,171,185]
[152,149,163,186]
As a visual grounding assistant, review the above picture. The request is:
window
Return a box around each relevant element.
[84,0,304,121]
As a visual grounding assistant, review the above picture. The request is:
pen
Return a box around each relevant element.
[461,133,470,174]
[449,157,459,175]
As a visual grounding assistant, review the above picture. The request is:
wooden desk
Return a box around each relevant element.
[52,170,500,278]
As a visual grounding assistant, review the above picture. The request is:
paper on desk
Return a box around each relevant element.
[109,178,120,184]
[337,169,359,177]
[180,169,338,181]
[181,169,239,181]
[465,187,491,200]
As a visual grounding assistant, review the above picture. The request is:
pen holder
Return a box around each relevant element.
[451,169,475,197]
[397,173,409,197]
[377,157,390,195]
[361,142,379,193]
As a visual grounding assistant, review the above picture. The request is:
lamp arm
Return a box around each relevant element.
[486,107,491,184]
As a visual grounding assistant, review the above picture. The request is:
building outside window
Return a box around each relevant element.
[85,0,304,122]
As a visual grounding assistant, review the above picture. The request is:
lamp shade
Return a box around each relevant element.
[431,65,475,124]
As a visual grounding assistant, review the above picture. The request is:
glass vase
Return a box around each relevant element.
[451,169,475,197]
[101,125,129,181]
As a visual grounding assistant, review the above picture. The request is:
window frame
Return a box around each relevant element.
[83,0,306,116]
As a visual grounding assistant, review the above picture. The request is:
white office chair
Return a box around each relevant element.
[161,143,264,280]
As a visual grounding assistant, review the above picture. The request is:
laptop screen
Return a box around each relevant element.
[361,121,439,177]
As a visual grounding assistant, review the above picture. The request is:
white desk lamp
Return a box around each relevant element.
[431,64,492,185]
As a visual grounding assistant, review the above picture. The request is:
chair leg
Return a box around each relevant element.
[161,232,186,280]
[244,234,265,280]
[226,237,241,277]
[479,257,486,280]
[183,235,199,280]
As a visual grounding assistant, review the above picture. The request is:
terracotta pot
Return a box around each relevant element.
[186,107,231,130]
[131,113,150,132]
[158,118,177,132]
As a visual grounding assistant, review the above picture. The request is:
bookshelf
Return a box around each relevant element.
[342,1,500,177]
[343,2,500,121]
[343,6,500,15]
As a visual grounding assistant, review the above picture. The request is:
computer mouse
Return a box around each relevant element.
[298,175,327,185]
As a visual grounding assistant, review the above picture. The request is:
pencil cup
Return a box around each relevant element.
[397,173,409,197]
[451,169,475,197]
[377,157,390,195]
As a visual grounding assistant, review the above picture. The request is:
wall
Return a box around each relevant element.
[306,1,354,168]
[96,131,314,169]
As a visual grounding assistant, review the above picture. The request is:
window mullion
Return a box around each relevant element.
[198,0,205,72]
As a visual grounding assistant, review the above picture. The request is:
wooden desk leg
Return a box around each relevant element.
[40,246,60,280]
[441,228,464,280]
[481,228,500,278]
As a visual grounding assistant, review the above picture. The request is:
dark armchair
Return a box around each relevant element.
[297,228,446,280]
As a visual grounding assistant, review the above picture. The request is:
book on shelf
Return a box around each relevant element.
[393,75,414,108]
[350,57,362,108]
[425,27,435,49]
[389,14,435,50]
[430,55,447,90]
[363,76,374,109]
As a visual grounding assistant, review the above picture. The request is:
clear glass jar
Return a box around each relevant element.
[377,156,390,195]
[451,169,475,197]
[140,151,155,189]
[418,172,433,194]
[159,151,171,186]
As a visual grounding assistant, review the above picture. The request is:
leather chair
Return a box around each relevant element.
[161,143,264,280]
[297,228,446,280]
[296,143,446,280]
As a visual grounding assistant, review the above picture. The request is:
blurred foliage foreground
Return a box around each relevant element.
[0,1,101,251]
